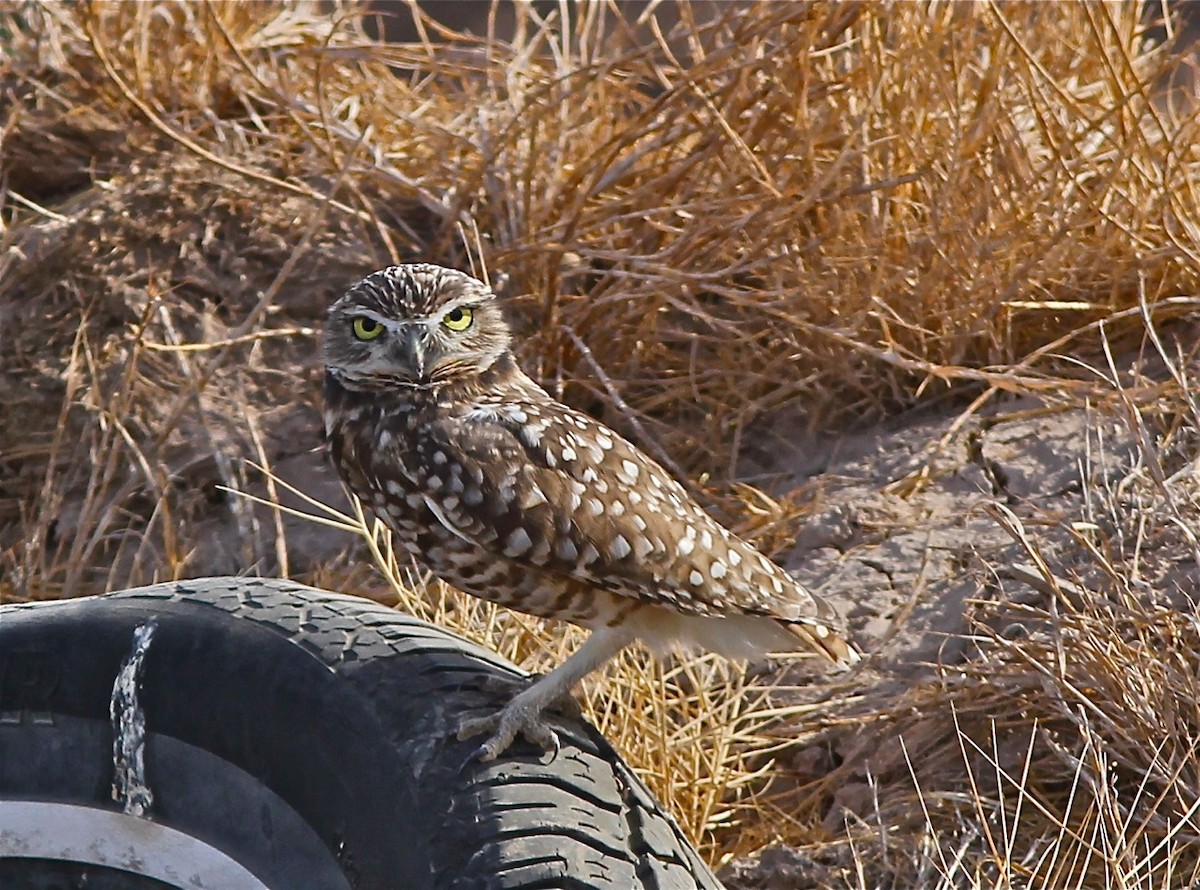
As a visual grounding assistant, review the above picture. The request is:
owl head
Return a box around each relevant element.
[323,264,512,390]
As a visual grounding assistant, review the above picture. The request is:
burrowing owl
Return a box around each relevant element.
[323,264,858,761]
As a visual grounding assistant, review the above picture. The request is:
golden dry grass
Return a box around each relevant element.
[828,363,1200,888]
[3,1,1200,884]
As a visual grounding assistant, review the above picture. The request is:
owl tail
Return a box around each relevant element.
[666,612,860,667]
[784,619,861,669]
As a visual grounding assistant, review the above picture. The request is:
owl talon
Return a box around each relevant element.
[456,703,561,762]
[459,743,494,773]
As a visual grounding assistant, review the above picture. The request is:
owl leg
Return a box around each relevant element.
[472,673,584,720]
[458,625,636,762]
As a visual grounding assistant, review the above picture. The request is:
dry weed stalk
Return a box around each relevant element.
[869,582,1200,889]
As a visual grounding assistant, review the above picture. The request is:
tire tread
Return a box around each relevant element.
[9,578,722,889]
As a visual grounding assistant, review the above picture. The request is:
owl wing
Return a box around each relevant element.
[406,397,840,629]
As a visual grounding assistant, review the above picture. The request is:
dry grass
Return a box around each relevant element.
[830,348,1200,888]
[3,1,1200,883]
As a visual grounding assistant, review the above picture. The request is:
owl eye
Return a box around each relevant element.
[441,307,474,332]
[352,317,384,341]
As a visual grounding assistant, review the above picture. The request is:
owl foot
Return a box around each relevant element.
[456,628,634,764]
[457,699,561,763]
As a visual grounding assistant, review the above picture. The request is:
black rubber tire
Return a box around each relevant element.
[0,577,723,890]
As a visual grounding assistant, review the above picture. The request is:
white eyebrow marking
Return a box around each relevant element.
[349,308,401,329]
[433,300,476,319]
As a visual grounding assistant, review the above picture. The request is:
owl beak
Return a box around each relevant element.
[396,325,427,381]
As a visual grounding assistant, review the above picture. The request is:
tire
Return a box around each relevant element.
[0,577,723,890]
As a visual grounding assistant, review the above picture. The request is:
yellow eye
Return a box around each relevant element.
[441,307,474,332]
[352,317,384,341]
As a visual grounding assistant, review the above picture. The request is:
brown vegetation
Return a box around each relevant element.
[2,2,1200,885]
